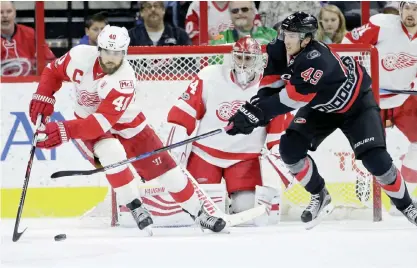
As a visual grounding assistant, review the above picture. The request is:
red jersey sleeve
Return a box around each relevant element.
[167,77,206,135]
[36,52,72,96]
[343,22,380,45]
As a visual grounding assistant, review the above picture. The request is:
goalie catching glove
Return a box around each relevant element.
[226,101,267,135]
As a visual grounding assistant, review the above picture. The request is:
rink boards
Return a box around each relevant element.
[1,82,415,218]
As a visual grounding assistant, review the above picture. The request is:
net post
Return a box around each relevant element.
[35,1,46,75]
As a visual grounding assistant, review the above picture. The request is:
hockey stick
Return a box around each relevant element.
[12,114,42,242]
[382,88,417,95]
[51,126,230,178]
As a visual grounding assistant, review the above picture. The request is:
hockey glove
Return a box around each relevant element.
[29,93,56,125]
[227,102,266,136]
[36,121,70,149]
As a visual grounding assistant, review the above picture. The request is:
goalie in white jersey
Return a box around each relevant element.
[167,36,293,224]
[29,25,226,234]
[343,1,417,194]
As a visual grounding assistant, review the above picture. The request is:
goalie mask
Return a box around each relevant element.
[231,36,264,89]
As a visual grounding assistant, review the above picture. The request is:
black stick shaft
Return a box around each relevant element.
[12,115,42,242]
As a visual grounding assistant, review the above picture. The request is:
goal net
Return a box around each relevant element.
[86,44,382,226]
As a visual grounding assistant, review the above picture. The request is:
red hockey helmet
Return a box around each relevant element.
[231,36,264,89]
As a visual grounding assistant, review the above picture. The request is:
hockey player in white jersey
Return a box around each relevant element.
[343,1,417,200]
[166,36,293,225]
[29,25,226,234]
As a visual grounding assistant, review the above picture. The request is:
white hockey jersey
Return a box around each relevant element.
[167,64,291,168]
[37,45,147,140]
[343,14,417,109]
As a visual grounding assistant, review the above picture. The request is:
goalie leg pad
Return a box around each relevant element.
[254,185,281,226]
[157,166,201,216]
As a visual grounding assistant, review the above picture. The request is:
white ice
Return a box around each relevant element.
[1,217,416,268]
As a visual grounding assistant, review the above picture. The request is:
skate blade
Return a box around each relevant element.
[305,203,334,230]
[142,225,153,236]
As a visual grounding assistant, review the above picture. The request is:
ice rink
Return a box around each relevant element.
[1,217,416,268]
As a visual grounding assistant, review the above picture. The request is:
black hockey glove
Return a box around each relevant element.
[226,102,267,136]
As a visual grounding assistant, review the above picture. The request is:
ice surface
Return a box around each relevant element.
[1,218,416,268]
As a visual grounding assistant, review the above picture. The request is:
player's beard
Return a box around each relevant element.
[99,57,123,75]
[403,16,416,27]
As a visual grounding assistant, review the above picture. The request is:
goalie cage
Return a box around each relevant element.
[82,44,383,227]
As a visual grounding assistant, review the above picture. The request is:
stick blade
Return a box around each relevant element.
[12,228,27,242]
[224,204,267,227]
[51,170,94,178]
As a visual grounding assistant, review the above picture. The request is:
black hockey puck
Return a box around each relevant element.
[54,234,66,241]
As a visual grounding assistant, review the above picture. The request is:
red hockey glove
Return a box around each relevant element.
[29,93,56,125]
[36,121,70,149]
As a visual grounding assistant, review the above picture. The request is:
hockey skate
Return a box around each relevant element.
[301,187,334,230]
[191,204,227,233]
[400,200,417,226]
[126,198,154,236]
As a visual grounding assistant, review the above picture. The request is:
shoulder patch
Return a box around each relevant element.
[181,92,190,101]
[119,80,134,89]
[307,50,321,60]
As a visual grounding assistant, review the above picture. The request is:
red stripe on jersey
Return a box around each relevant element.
[331,51,348,76]
[266,139,280,149]
[259,75,282,89]
[193,142,260,161]
[337,62,363,114]
[167,106,197,136]
[285,82,316,103]
[112,112,146,131]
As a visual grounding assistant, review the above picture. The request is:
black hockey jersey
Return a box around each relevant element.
[254,39,372,121]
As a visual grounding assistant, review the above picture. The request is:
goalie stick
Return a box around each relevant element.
[12,115,42,242]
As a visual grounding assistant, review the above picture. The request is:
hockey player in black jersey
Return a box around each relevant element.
[226,11,417,229]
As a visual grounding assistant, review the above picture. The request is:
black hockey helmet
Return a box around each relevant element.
[281,11,318,39]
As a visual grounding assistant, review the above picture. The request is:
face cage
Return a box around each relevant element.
[231,51,263,87]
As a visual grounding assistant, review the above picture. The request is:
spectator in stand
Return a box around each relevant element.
[211,1,276,45]
[186,1,262,45]
[1,1,55,76]
[258,1,322,29]
[129,1,191,46]
[316,4,347,44]
[186,1,232,45]
[328,1,387,30]
[383,2,400,15]
[78,12,108,46]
